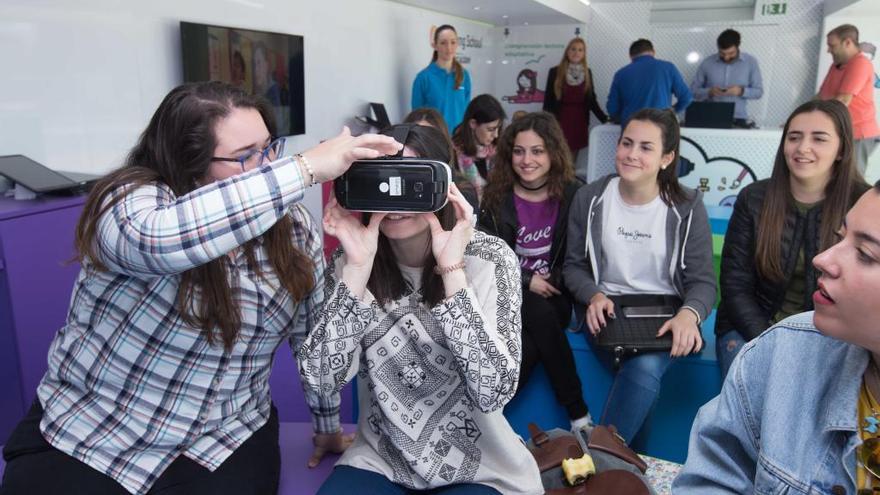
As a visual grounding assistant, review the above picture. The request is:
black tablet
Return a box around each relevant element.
[0,155,79,193]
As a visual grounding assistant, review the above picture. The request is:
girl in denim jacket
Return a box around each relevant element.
[676,180,880,494]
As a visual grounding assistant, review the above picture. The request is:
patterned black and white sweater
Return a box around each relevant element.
[298,231,542,494]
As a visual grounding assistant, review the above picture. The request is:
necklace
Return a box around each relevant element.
[517,179,548,191]
[862,379,880,434]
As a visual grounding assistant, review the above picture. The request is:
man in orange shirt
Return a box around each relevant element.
[819,24,879,175]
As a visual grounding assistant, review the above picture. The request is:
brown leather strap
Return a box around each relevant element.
[588,425,648,473]
[528,422,549,446]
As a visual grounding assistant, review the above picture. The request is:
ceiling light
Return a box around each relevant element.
[686,51,700,64]
[502,14,509,19]
[473,6,480,10]
[523,21,529,25]
[580,0,590,4]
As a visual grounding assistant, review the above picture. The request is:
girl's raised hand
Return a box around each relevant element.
[423,183,474,268]
[323,197,386,297]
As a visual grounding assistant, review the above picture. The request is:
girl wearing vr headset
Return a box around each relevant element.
[302,124,542,495]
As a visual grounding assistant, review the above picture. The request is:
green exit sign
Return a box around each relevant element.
[754,0,789,20]
[761,2,787,15]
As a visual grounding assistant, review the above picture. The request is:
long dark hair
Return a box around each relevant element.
[483,111,574,213]
[404,107,457,166]
[402,109,478,202]
[451,94,506,157]
[364,124,456,307]
[621,108,688,207]
[75,81,315,350]
[431,25,464,89]
[755,99,864,281]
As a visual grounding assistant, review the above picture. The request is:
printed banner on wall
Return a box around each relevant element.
[493,25,585,116]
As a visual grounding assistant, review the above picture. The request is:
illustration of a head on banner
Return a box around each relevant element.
[677,136,757,206]
[503,68,545,104]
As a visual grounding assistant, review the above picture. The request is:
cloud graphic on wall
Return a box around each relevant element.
[678,136,758,207]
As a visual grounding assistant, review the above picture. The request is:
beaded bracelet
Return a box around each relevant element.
[295,154,317,187]
[434,260,466,275]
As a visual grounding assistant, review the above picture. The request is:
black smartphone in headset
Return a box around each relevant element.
[334,159,451,212]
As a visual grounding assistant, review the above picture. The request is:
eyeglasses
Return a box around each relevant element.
[211,137,284,172]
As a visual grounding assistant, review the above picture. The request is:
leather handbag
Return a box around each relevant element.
[591,294,685,367]
[528,423,583,472]
[525,423,653,495]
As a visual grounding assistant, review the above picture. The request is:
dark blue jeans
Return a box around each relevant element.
[598,351,673,444]
[715,329,747,380]
[317,466,501,495]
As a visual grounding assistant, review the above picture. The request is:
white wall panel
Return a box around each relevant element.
[583,0,824,128]
[0,0,494,182]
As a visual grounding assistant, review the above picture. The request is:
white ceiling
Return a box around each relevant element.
[387,0,590,26]
[389,0,761,26]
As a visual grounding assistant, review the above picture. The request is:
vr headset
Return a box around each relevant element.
[333,124,451,212]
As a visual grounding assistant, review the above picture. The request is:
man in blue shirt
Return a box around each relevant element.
[607,39,692,125]
[690,29,764,128]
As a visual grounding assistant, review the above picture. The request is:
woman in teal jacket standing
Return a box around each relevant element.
[412,24,472,133]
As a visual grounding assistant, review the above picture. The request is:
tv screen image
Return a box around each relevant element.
[180,21,305,136]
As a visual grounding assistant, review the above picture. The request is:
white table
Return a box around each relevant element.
[587,124,782,207]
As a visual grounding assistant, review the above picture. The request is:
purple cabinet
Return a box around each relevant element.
[0,196,86,441]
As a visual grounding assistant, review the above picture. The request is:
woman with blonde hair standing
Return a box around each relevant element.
[543,37,608,176]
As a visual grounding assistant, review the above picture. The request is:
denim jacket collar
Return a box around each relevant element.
[821,347,869,434]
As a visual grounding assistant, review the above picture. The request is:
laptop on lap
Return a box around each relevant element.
[593,294,684,365]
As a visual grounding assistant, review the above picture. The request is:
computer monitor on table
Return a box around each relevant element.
[684,101,735,129]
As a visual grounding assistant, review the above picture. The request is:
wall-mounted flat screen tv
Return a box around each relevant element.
[180,21,305,136]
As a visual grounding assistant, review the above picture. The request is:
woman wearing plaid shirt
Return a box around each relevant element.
[0,82,401,495]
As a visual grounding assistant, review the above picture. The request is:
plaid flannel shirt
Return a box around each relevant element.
[36,157,338,495]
